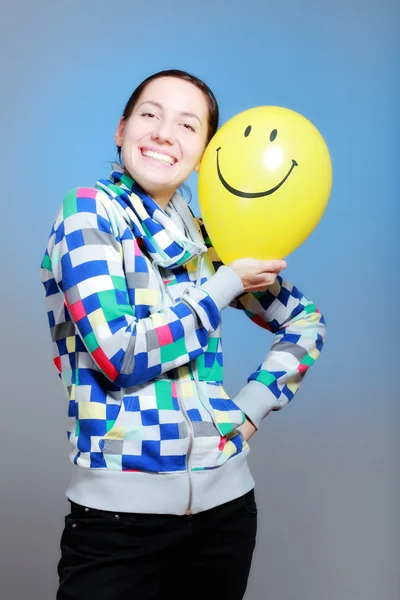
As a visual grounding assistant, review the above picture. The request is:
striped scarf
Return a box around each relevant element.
[95,164,207,270]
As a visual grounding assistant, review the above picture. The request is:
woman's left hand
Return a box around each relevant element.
[237,418,257,442]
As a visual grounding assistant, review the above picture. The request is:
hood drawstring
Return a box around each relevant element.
[164,196,207,292]
[195,254,205,288]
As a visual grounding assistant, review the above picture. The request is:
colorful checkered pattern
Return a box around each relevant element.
[235,284,325,407]
[41,167,326,474]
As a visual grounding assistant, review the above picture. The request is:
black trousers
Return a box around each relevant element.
[57,489,257,600]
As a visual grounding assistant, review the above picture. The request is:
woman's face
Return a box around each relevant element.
[115,77,210,203]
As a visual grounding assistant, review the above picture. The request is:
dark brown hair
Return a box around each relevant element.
[117,69,219,160]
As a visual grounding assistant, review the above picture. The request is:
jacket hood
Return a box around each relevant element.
[95,163,207,270]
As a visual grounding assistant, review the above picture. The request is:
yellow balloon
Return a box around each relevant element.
[198,106,332,263]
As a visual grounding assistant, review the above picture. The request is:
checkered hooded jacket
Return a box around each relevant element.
[40,164,326,515]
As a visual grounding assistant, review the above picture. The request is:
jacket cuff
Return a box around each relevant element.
[233,380,281,430]
[201,266,244,311]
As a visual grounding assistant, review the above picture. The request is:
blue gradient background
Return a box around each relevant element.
[1,1,398,598]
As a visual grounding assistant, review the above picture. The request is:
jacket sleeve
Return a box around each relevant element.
[196,218,327,429]
[44,189,244,388]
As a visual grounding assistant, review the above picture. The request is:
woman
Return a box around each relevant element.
[41,69,326,599]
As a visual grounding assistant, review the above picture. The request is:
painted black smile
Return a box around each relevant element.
[216,147,298,198]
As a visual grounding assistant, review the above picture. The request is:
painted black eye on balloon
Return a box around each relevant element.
[244,125,252,137]
[270,129,278,142]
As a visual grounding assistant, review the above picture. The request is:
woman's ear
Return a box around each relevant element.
[115,117,125,146]
[194,154,204,173]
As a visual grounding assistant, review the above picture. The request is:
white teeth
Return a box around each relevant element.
[141,149,175,165]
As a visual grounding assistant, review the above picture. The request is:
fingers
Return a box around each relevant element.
[255,259,287,273]
[253,272,280,286]
[228,257,287,293]
[244,271,280,292]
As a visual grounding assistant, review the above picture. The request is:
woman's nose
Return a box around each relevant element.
[151,120,175,144]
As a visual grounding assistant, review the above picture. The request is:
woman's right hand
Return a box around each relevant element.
[228,259,287,293]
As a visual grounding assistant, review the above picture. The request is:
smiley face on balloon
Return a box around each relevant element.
[198,106,332,263]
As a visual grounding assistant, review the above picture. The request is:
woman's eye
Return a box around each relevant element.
[182,123,195,132]
[141,112,155,118]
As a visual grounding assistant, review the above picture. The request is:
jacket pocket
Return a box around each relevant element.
[99,379,189,473]
[216,428,247,467]
[197,382,246,436]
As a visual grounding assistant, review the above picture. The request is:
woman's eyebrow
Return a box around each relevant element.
[138,101,201,125]
[137,100,163,110]
[180,111,201,125]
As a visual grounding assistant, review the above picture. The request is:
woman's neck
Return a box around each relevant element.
[123,168,174,211]
[150,190,175,211]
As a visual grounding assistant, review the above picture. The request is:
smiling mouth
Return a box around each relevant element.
[140,148,177,166]
[216,147,298,198]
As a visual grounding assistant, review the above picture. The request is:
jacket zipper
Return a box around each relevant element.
[176,379,194,515]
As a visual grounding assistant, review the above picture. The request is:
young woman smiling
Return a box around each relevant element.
[41,69,326,600]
